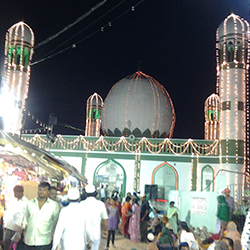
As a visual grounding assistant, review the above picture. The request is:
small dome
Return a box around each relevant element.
[204,93,220,122]
[86,93,104,108]
[7,21,34,46]
[218,13,249,39]
[102,71,176,138]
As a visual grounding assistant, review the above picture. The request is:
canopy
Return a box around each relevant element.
[0,129,87,183]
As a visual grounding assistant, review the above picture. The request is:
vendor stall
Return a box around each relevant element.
[0,129,87,209]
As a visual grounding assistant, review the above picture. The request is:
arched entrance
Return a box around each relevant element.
[93,159,126,197]
[152,162,178,200]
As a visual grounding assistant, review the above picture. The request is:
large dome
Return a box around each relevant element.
[102,71,176,138]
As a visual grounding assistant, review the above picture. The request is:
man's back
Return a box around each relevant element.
[80,197,108,241]
[53,202,85,250]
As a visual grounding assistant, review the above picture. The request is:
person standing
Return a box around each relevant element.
[23,182,60,250]
[224,188,235,218]
[121,196,132,238]
[216,195,230,233]
[140,194,150,243]
[52,188,84,250]
[128,198,141,243]
[3,185,29,250]
[49,186,63,210]
[80,184,108,250]
[166,201,178,234]
[100,184,106,202]
[105,197,120,249]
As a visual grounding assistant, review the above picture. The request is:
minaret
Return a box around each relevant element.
[216,14,250,186]
[0,21,34,134]
[85,93,104,136]
[204,93,220,140]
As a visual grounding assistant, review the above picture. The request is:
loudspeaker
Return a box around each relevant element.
[145,184,158,200]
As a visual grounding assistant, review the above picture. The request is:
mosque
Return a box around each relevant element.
[1,13,250,231]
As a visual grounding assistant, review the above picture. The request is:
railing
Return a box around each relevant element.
[21,134,219,156]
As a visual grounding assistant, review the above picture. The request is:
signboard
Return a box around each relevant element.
[191,197,207,215]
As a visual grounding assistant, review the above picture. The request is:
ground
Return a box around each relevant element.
[99,233,148,250]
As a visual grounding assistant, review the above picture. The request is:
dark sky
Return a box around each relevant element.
[0,0,249,139]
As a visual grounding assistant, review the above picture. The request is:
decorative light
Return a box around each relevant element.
[1,21,34,134]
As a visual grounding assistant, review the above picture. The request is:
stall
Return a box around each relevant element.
[0,129,87,212]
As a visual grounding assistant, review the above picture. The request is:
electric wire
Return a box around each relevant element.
[34,0,108,49]
[31,0,145,66]
[36,0,127,61]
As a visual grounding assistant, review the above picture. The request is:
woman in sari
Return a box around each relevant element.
[166,201,178,234]
[128,197,141,243]
[156,227,174,250]
[121,196,132,238]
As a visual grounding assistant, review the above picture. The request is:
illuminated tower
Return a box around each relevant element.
[0,21,34,134]
[216,14,250,186]
[85,93,104,136]
[204,93,220,140]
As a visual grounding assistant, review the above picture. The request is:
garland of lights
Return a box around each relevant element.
[24,134,219,156]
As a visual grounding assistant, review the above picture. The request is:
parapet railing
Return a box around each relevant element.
[21,134,219,156]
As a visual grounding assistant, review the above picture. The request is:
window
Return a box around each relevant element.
[236,41,242,62]
[227,41,234,62]
[15,46,21,65]
[22,47,30,67]
[201,165,214,192]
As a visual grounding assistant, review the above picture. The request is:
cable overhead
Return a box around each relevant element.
[34,0,108,49]
[31,0,145,66]
[36,0,127,61]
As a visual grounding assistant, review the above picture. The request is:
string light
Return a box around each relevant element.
[1,21,34,134]
[217,13,249,189]
[22,134,219,156]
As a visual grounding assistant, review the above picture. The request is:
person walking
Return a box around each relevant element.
[22,182,60,250]
[52,188,84,250]
[140,194,150,242]
[3,185,29,250]
[49,186,63,210]
[80,184,108,250]
[105,197,120,249]
[128,197,141,243]
[166,201,178,234]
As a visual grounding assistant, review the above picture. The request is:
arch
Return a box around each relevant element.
[152,162,178,200]
[22,47,30,67]
[201,165,214,192]
[227,41,234,62]
[236,41,242,62]
[93,159,126,197]
[15,46,21,65]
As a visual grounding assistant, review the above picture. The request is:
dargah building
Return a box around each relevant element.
[21,13,250,231]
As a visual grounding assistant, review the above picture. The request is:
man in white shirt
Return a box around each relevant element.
[23,182,59,250]
[3,185,29,250]
[52,188,84,250]
[81,184,108,250]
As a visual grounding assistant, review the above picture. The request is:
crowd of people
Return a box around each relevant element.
[2,183,250,250]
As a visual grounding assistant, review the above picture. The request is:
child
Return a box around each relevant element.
[106,197,120,249]
[179,242,190,250]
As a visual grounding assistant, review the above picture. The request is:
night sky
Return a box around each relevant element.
[0,0,249,139]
